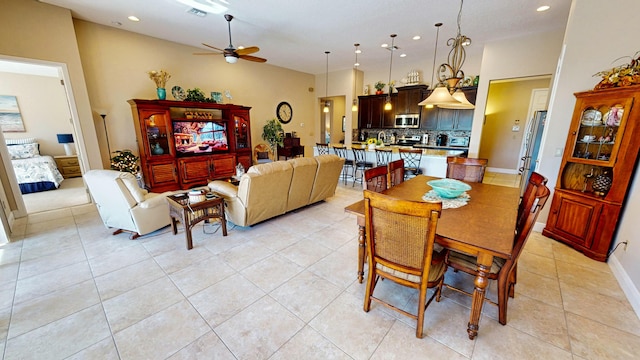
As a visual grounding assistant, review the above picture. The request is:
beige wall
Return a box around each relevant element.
[73,20,316,164]
[479,78,551,170]
[0,72,73,156]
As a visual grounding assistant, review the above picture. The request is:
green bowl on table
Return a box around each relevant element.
[427,179,472,199]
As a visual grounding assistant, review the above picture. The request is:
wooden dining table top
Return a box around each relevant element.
[344,175,521,259]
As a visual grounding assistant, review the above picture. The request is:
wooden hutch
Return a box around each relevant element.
[543,86,640,261]
[128,99,252,193]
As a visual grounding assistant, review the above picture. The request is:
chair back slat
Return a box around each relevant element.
[446,156,488,183]
[364,166,388,193]
[387,159,405,188]
[316,143,330,155]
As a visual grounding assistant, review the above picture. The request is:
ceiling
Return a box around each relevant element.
[38,0,572,75]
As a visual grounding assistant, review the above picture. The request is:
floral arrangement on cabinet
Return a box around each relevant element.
[594,51,640,89]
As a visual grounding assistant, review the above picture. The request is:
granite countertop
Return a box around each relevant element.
[326,143,464,157]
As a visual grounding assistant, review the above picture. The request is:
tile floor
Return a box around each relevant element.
[1,173,639,359]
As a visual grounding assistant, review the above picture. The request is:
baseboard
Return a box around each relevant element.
[487,167,519,175]
[608,254,640,320]
[533,221,545,233]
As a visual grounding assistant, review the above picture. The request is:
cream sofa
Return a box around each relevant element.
[208,154,344,226]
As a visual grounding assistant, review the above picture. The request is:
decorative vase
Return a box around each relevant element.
[592,170,612,197]
[156,87,166,100]
[151,143,164,155]
[368,144,376,150]
[375,90,383,95]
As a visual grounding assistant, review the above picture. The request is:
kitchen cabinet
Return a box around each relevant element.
[397,85,428,115]
[542,86,640,261]
[358,94,395,129]
[129,99,252,192]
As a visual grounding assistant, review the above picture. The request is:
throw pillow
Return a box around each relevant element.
[8,143,40,159]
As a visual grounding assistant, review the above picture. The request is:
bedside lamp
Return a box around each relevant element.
[57,133,75,156]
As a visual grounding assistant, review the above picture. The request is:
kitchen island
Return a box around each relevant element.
[314,144,464,178]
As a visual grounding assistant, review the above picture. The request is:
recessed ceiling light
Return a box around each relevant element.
[412,35,421,40]
[175,0,227,14]
[355,49,362,54]
[400,53,407,58]
[381,43,388,48]
[537,5,550,12]
[354,62,360,67]
[128,15,140,22]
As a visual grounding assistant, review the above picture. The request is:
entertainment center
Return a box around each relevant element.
[128,99,252,192]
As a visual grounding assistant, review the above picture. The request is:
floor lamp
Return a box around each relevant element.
[100,114,111,158]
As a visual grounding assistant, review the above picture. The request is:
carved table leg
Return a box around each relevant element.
[357,223,365,283]
[467,252,493,340]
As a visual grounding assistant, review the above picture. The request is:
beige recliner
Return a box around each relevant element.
[84,169,174,239]
[208,154,344,227]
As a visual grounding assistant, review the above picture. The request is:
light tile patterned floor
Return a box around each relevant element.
[1,173,639,359]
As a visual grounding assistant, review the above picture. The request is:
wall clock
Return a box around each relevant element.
[276,101,292,124]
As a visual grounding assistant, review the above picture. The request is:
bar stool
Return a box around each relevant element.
[316,143,330,155]
[333,146,354,185]
[399,148,423,180]
[352,147,375,187]
[375,148,393,167]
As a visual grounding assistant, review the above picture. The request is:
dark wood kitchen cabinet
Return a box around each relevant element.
[542,86,640,261]
[358,94,396,129]
[419,86,476,131]
[397,85,428,115]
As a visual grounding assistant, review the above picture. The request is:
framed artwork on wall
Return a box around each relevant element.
[0,95,25,132]
[342,116,346,132]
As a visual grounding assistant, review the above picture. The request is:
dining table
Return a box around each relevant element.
[344,175,520,340]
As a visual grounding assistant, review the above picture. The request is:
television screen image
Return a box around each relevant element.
[173,121,229,155]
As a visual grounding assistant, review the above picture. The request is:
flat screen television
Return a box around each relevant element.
[173,120,229,156]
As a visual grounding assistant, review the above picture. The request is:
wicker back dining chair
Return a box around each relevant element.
[399,148,423,180]
[352,147,375,187]
[332,145,354,185]
[316,143,330,155]
[446,156,488,183]
[363,190,446,338]
[442,171,550,325]
[387,159,405,188]
[364,166,388,193]
[375,148,393,167]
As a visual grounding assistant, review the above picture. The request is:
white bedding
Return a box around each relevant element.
[11,155,64,188]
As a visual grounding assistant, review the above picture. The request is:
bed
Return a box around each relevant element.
[6,140,65,194]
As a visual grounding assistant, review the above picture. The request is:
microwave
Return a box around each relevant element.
[394,114,420,128]
[449,136,470,147]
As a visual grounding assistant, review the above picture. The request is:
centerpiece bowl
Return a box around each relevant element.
[427,179,471,199]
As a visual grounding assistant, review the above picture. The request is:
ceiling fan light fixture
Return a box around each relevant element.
[225,55,238,63]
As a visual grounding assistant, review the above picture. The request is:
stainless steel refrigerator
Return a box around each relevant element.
[519,110,547,194]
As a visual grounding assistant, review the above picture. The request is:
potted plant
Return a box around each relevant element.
[374,81,385,94]
[110,149,140,174]
[261,118,284,159]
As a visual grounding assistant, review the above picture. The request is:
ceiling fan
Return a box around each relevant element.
[195,14,267,64]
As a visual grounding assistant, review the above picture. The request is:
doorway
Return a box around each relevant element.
[319,96,346,144]
[0,57,90,220]
[479,76,551,173]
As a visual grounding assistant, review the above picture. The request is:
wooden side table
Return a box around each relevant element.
[54,155,82,178]
[166,193,227,250]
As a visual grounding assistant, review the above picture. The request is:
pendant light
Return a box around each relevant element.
[384,34,396,111]
[352,43,360,112]
[419,23,461,108]
[323,51,330,113]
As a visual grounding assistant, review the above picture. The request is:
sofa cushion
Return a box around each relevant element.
[309,154,344,203]
[240,161,294,225]
[286,157,318,212]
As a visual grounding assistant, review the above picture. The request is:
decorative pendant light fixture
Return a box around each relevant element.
[323,51,330,113]
[352,43,360,112]
[384,34,396,111]
[419,0,474,109]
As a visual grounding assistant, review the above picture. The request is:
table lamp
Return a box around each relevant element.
[57,133,75,156]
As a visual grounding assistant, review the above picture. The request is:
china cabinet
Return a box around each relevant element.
[543,86,640,261]
[128,99,252,192]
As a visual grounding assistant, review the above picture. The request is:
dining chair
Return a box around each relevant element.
[446,156,488,183]
[316,143,330,155]
[253,143,273,165]
[399,148,423,180]
[364,165,388,193]
[332,145,353,185]
[387,159,405,188]
[374,148,393,166]
[352,147,374,187]
[442,171,550,325]
[363,190,446,338]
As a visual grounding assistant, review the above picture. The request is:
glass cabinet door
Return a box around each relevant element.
[569,97,632,166]
[234,113,250,149]
[141,110,172,157]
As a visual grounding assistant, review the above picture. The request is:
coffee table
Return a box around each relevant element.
[166,193,227,250]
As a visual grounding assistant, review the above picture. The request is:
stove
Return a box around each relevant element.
[395,135,421,146]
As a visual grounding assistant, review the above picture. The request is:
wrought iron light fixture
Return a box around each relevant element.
[352,43,360,112]
[419,0,474,109]
[324,51,330,113]
[384,34,397,111]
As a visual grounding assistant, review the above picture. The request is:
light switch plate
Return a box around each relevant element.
[512,125,520,132]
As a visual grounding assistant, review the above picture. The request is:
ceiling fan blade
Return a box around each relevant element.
[239,54,267,63]
[236,46,260,56]
[201,43,225,52]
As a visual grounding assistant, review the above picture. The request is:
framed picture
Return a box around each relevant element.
[0,95,25,132]
[342,116,346,132]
